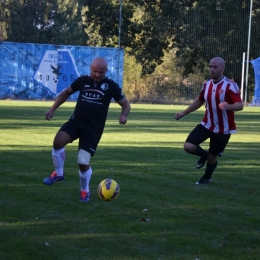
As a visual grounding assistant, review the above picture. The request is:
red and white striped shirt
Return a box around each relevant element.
[198,77,242,134]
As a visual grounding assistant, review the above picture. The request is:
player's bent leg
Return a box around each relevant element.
[53,131,72,149]
[184,142,197,154]
[184,142,208,169]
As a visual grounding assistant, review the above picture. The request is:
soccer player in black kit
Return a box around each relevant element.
[43,57,131,202]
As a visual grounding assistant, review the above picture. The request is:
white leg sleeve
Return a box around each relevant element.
[52,148,65,176]
[79,167,92,192]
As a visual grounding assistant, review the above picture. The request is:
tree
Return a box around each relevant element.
[1,0,88,45]
[171,0,260,82]
[2,0,260,99]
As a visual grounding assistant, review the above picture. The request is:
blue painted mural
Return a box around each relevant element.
[0,42,124,100]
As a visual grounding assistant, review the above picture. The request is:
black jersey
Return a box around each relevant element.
[69,75,125,137]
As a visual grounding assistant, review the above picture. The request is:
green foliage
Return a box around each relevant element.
[82,0,121,47]
[1,0,260,102]
[1,0,259,75]
[1,0,87,44]
[173,0,254,79]
[1,101,260,259]
[123,48,206,104]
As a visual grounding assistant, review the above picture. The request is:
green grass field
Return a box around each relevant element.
[0,100,260,260]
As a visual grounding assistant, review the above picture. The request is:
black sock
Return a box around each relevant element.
[204,161,218,179]
[191,146,207,158]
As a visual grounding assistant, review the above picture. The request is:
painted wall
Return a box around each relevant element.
[0,42,124,100]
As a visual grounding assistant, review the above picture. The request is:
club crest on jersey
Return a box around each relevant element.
[219,89,224,94]
[100,83,109,91]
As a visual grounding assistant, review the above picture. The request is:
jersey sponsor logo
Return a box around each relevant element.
[82,89,104,101]
[84,85,90,88]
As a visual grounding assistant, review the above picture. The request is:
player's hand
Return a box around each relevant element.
[175,112,184,120]
[219,102,230,110]
[45,109,54,120]
[119,115,127,125]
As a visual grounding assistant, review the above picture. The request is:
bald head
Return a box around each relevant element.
[209,57,225,82]
[91,57,107,69]
[90,57,108,83]
[210,57,225,69]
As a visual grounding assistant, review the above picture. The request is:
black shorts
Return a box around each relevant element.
[59,121,100,156]
[186,124,231,156]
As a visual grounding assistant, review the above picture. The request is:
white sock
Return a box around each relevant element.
[52,148,65,176]
[79,167,92,192]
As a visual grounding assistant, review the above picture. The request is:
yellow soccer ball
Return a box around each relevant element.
[97,179,120,201]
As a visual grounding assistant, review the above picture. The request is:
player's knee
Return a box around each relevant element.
[53,138,63,149]
[78,149,91,165]
[53,131,71,149]
[184,142,196,154]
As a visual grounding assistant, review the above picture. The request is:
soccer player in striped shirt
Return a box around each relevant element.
[175,57,243,184]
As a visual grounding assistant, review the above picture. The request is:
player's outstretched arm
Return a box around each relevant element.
[45,86,74,120]
[175,98,204,120]
[117,97,131,125]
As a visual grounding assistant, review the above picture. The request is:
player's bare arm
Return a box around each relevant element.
[45,86,74,120]
[219,101,244,111]
[117,97,131,125]
[175,98,204,120]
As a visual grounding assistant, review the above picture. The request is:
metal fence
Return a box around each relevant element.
[123,2,259,105]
